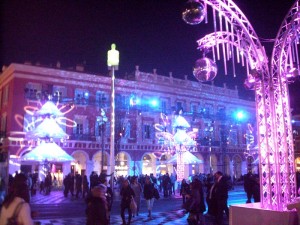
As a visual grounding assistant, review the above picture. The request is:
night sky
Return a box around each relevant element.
[1,0,299,110]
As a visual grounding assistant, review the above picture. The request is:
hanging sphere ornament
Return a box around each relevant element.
[193,57,218,82]
[182,0,206,25]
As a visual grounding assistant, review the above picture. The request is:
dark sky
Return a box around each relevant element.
[1,0,298,108]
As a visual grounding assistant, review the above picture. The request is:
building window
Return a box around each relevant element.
[95,116,107,137]
[191,103,198,114]
[96,91,108,107]
[24,83,42,100]
[229,129,238,146]
[74,115,88,135]
[176,102,183,110]
[116,94,129,110]
[75,89,89,105]
[76,123,83,135]
[53,85,67,102]
[143,125,151,139]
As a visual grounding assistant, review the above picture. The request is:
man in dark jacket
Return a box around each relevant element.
[213,171,229,225]
[244,171,254,203]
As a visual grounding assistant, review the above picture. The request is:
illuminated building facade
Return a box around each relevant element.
[0,63,256,182]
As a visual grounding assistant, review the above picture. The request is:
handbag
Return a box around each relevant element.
[153,187,160,200]
[130,197,137,214]
[6,202,24,225]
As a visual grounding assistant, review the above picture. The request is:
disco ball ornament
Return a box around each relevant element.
[182,0,206,25]
[193,57,218,82]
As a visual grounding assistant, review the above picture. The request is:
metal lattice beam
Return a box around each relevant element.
[196,0,299,211]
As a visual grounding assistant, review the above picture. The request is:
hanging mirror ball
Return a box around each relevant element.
[182,0,206,25]
[193,57,218,82]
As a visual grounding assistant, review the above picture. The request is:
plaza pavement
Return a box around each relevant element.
[31,185,247,225]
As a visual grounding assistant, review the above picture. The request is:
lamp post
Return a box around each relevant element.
[98,108,107,172]
[206,121,214,175]
[107,43,119,190]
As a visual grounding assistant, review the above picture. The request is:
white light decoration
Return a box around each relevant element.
[21,142,74,162]
[26,117,68,140]
[154,112,198,181]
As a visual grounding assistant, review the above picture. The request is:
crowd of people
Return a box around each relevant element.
[83,171,236,225]
[0,170,262,225]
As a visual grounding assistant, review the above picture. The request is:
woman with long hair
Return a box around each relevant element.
[130,176,142,216]
[143,176,155,219]
[0,173,34,225]
[120,179,135,225]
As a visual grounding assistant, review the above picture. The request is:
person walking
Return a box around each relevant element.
[143,176,155,219]
[82,175,89,198]
[0,173,34,225]
[244,171,254,203]
[75,173,83,198]
[130,176,142,216]
[101,178,113,222]
[213,171,229,225]
[85,184,109,225]
[180,179,190,206]
[120,179,135,225]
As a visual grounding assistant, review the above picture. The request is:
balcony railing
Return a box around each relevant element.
[69,133,96,141]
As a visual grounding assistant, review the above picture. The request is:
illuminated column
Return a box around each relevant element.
[177,145,185,181]
[107,43,119,189]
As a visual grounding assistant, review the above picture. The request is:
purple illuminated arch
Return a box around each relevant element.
[195,0,299,211]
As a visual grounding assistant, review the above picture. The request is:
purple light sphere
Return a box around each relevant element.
[182,0,206,25]
[193,57,218,82]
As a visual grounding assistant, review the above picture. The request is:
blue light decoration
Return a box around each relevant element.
[149,99,159,107]
[234,110,247,121]
[130,95,159,109]
[129,95,141,106]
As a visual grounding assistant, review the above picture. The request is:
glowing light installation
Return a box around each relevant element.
[190,0,299,211]
[155,112,197,181]
[21,100,74,161]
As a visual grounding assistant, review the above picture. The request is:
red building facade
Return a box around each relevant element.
[0,63,256,184]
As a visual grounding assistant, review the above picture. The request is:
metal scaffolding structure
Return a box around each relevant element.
[194,0,299,211]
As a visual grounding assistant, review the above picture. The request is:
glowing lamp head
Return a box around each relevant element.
[193,57,217,82]
[182,0,206,25]
[107,43,119,69]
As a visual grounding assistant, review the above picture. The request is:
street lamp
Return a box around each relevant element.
[107,43,119,190]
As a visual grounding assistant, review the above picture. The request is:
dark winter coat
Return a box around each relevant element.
[143,183,154,200]
[86,196,108,225]
[120,186,135,207]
